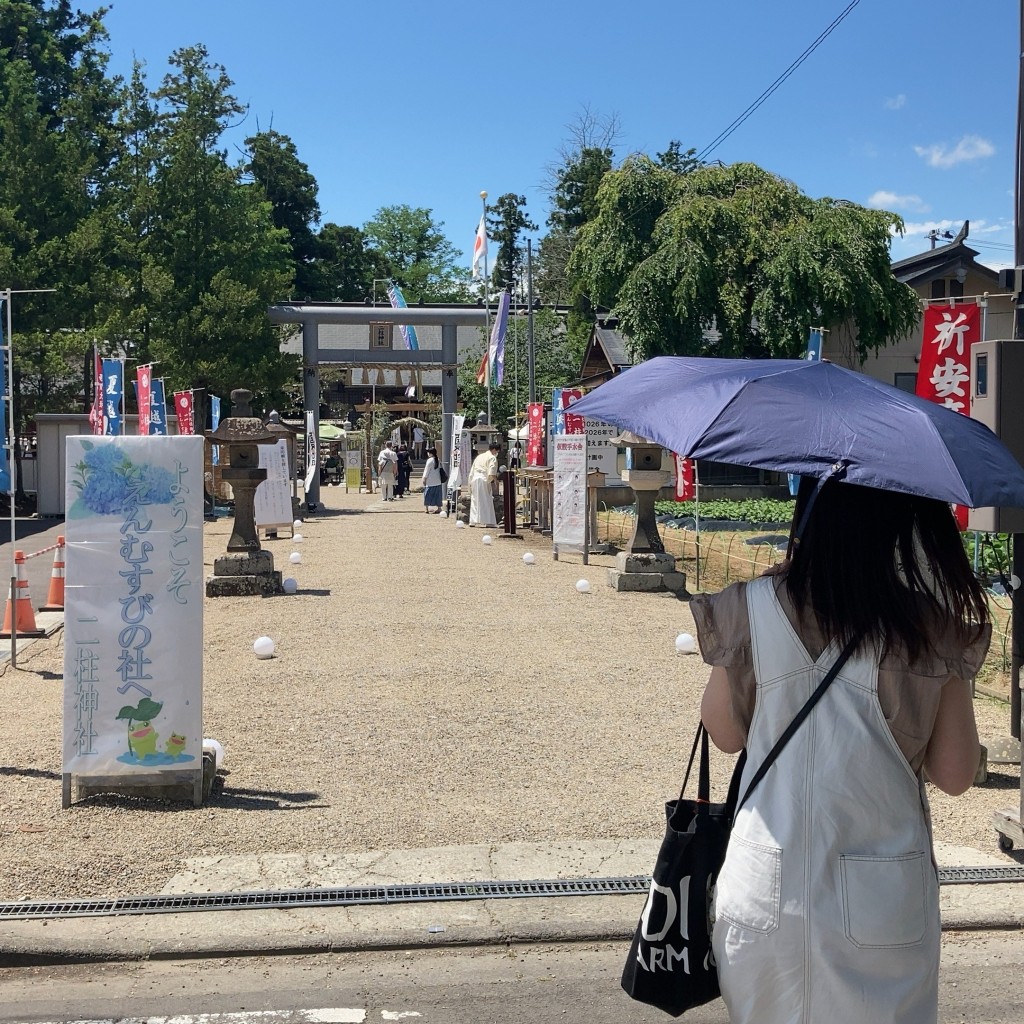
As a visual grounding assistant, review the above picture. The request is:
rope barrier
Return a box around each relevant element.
[24,541,61,560]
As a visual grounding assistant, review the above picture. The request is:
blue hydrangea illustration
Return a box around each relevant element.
[71,441,177,516]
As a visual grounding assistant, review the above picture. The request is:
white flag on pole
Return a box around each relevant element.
[471,214,488,279]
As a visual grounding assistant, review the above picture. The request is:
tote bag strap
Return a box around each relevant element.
[736,635,859,814]
[678,724,748,814]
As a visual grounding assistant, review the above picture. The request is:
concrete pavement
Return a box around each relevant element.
[0,838,1022,966]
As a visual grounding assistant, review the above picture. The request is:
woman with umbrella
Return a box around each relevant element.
[694,478,990,1024]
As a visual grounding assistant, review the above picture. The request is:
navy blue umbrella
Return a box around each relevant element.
[570,356,1024,509]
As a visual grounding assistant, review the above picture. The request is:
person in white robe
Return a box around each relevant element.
[468,442,500,526]
[377,441,398,501]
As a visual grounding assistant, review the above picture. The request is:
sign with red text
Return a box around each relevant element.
[527,402,546,466]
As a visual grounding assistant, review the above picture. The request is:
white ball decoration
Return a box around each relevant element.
[675,632,697,655]
[293,533,304,543]
[576,579,591,594]
[441,510,449,518]
[282,578,298,595]
[293,519,302,529]
[455,520,466,529]
[253,636,275,659]
[522,552,536,564]
[289,551,302,564]
[482,534,493,545]
[202,738,225,769]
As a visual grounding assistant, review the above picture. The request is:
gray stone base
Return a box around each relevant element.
[607,568,688,594]
[214,551,276,576]
[73,751,216,806]
[206,571,283,597]
[616,551,677,574]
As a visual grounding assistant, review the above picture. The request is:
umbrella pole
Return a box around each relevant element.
[694,467,701,591]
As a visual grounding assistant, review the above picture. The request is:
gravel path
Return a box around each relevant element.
[0,489,1019,900]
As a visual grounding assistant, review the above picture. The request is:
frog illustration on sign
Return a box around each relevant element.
[164,733,187,757]
[117,697,162,758]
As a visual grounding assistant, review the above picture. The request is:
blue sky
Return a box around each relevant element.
[102,0,1019,273]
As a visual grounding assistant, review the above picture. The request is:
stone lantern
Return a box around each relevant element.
[205,389,283,597]
[607,430,687,595]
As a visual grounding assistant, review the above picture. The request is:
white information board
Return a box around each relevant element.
[63,435,204,777]
[585,419,622,484]
[255,439,292,528]
[553,433,587,552]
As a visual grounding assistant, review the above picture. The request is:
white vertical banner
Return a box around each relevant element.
[304,410,317,492]
[63,435,204,776]
[553,433,587,550]
[255,439,292,528]
[448,414,467,488]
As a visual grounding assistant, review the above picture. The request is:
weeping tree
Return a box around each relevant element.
[569,158,920,362]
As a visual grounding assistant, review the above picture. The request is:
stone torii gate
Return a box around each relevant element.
[267,303,489,507]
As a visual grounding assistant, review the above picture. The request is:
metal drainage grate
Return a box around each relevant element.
[0,876,650,921]
[1,867,1022,921]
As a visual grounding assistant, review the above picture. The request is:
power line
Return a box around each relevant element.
[696,1,863,163]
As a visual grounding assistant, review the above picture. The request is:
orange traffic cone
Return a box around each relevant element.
[2,550,40,636]
[39,536,65,611]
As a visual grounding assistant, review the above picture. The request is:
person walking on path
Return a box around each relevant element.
[395,444,412,498]
[421,446,444,514]
[376,441,398,502]
[413,426,425,459]
[693,479,990,1024]
[468,442,499,527]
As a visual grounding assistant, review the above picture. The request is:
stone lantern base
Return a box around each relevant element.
[607,551,688,594]
[206,550,283,597]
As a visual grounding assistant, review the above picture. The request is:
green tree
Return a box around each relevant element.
[245,128,322,299]
[0,0,120,446]
[362,204,468,301]
[145,45,294,404]
[486,193,537,294]
[316,222,381,301]
[570,159,920,361]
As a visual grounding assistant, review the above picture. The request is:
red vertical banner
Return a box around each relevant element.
[673,454,695,501]
[174,390,195,435]
[916,303,980,530]
[561,388,585,435]
[136,365,152,437]
[915,303,980,411]
[527,402,545,466]
[88,349,104,435]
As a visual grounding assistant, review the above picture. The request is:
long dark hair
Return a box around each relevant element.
[785,479,989,663]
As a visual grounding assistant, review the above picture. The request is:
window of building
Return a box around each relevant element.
[894,372,917,393]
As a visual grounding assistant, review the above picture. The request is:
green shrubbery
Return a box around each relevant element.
[653,498,796,524]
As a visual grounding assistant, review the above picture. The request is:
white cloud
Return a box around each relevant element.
[914,135,995,168]
[867,190,929,213]
[884,94,906,110]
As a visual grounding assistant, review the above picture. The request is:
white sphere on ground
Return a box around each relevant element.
[576,579,591,594]
[253,636,275,659]
[282,578,298,595]
[289,552,302,564]
[202,738,225,769]
[293,533,304,543]
[441,510,449,518]
[455,520,466,529]
[293,519,302,529]
[675,632,697,655]
[482,534,493,545]
[523,552,535,564]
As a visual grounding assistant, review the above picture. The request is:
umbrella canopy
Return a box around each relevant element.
[570,357,1024,509]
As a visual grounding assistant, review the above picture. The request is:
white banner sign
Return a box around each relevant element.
[304,410,317,491]
[585,418,622,483]
[449,414,467,488]
[553,433,587,549]
[255,439,292,528]
[63,436,204,776]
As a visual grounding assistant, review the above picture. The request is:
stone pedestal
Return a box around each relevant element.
[607,550,688,594]
[206,551,283,596]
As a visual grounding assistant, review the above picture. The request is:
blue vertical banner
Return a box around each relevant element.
[789,328,824,495]
[149,379,167,435]
[210,395,221,466]
[386,283,420,351]
[0,298,9,493]
[101,359,123,436]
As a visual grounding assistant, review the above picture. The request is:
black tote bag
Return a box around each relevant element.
[621,725,744,1016]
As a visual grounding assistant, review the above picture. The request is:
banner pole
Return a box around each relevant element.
[5,290,14,667]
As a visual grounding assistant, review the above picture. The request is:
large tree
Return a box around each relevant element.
[570,158,920,361]
[362,204,468,302]
[486,193,537,294]
[145,45,293,404]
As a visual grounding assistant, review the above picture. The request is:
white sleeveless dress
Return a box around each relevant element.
[711,576,940,1024]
